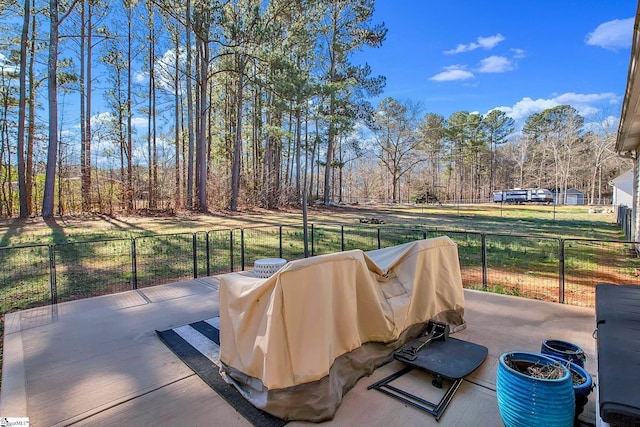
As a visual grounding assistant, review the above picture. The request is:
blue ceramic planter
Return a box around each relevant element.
[541,339,586,367]
[496,352,575,427]
[543,354,592,400]
[544,353,593,416]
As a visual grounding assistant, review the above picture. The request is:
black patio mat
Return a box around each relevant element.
[156,318,287,427]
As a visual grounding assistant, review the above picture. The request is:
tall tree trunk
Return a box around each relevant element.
[338,138,343,202]
[323,7,340,205]
[590,154,601,205]
[196,29,208,211]
[17,0,30,217]
[174,33,181,210]
[57,108,64,216]
[207,72,213,188]
[85,3,93,209]
[295,107,302,199]
[147,4,155,209]
[26,2,36,215]
[125,3,133,211]
[186,0,194,208]
[262,92,272,206]
[80,1,86,209]
[284,109,293,189]
[0,77,11,216]
[152,71,157,208]
[194,38,201,206]
[252,86,260,196]
[230,55,246,211]
[273,110,283,206]
[119,89,125,211]
[181,94,187,205]
[147,62,153,208]
[79,1,93,211]
[308,113,319,199]
[302,103,310,256]
[43,0,60,217]
[323,92,335,204]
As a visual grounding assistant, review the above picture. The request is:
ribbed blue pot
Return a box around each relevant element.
[544,354,593,402]
[541,339,585,367]
[496,352,575,427]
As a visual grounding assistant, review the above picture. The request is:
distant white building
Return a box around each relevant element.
[611,169,634,207]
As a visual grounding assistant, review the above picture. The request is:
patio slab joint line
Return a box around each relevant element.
[50,374,196,427]
[136,290,153,304]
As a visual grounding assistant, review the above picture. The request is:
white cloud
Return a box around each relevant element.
[0,53,18,75]
[156,48,187,92]
[511,48,526,59]
[90,112,114,126]
[444,34,505,55]
[495,92,620,121]
[602,115,620,130]
[584,115,619,134]
[134,71,147,83]
[478,56,514,73]
[430,66,475,82]
[131,134,176,167]
[495,98,556,120]
[477,34,505,49]
[132,117,148,128]
[554,92,618,105]
[585,17,633,50]
[87,112,148,130]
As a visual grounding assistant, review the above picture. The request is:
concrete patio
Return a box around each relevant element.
[0,277,598,426]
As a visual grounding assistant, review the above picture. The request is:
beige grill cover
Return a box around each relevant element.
[219,236,465,393]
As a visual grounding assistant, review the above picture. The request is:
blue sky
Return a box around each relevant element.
[4,0,633,167]
[353,0,636,126]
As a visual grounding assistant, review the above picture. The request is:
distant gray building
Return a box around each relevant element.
[552,188,585,205]
[565,188,585,205]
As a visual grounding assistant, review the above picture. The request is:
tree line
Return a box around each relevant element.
[362,100,624,205]
[0,0,629,218]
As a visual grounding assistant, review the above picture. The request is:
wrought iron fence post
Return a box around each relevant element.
[192,234,198,279]
[377,228,381,249]
[230,230,234,272]
[206,232,211,277]
[131,238,138,290]
[279,226,283,259]
[241,229,245,271]
[481,234,488,290]
[311,224,315,257]
[49,245,57,305]
[341,225,345,252]
[559,239,565,303]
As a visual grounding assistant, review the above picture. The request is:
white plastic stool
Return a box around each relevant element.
[253,258,287,278]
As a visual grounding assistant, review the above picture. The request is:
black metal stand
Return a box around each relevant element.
[367,366,462,421]
[368,334,488,421]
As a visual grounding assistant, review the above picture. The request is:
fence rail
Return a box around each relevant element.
[1,224,638,315]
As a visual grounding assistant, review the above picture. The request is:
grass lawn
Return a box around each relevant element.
[0,203,625,246]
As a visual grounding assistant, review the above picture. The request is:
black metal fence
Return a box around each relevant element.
[1,224,638,315]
